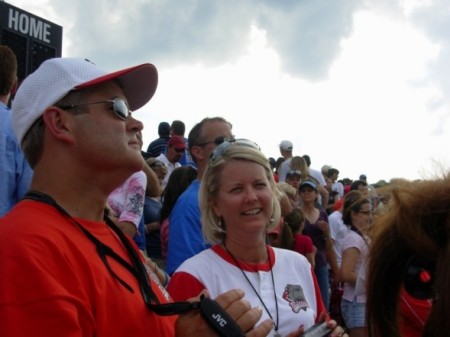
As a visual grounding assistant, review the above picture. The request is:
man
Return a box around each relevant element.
[328,168,344,198]
[277,140,293,182]
[166,117,233,275]
[147,121,171,157]
[170,120,194,167]
[0,58,271,337]
[156,135,186,189]
[0,45,33,216]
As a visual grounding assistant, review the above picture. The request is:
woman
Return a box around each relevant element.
[167,139,347,337]
[290,156,329,208]
[339,191,372,337]
[299,179,339,311]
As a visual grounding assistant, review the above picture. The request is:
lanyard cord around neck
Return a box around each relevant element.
[22,191,249,336]
[23,190,197,315]
[224,243,280,334]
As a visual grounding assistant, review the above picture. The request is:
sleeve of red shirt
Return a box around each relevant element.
[167,271,206,301]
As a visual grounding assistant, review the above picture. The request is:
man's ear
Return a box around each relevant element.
[42,107,76,144]
[190,145,206,162]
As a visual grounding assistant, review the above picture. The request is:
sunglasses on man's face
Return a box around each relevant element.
[196,136,235,147]
[58,98,131,120]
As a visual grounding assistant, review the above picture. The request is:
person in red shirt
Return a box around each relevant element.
[0,58,272,337]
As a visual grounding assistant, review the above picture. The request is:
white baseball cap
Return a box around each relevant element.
[279,140,293,151]
[12,58,158,146]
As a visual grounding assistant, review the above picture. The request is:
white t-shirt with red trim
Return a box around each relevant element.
[167,245,326,336]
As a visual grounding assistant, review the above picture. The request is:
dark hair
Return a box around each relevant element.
[158,122,170,137]
[327,168,340,178]
[159,166,198,222]
[285,208,305,234]
[277,208,306,250]
[302,154,311,167]
[187,117,232,163]
[171,120,185,136]
[351,179,368,191]
[367,176,450,337]
[0,45,17,95]
[275,157,285,173]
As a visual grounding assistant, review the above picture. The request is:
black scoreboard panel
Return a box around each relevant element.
[0,1,62,84]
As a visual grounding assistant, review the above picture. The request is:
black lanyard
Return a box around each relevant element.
[23,191,245,336]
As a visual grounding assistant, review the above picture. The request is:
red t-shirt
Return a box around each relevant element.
[0,200,176,337]
[293,234,314,256]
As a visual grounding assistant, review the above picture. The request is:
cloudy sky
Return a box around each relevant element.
[7,0,450,183]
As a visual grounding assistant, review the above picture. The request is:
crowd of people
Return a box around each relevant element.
[0,44,446,337]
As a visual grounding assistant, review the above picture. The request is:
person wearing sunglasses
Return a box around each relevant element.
[166,117,233,275]
[168,139,348,337]
[156,135,186,190]
[339,191,372,337]
[0,58,273,337]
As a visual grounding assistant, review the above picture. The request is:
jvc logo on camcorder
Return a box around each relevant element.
[212,313,228,327]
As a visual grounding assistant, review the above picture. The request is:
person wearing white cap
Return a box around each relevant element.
[277,140,294,182]
[0,58,272,337]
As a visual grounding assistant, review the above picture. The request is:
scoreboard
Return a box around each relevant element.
[0,1,63,84]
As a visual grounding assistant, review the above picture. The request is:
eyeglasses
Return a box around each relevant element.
[209,138,260,162]
[58,98,131,120]
[196,136,235,147]
[174,148,185,153]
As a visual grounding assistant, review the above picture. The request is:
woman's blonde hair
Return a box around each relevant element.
[290,156,309,180]
[200,142,282,243]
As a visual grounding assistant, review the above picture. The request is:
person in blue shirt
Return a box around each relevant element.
[0,45,32,216]
[166,117,233,275]
[146,121,170,158]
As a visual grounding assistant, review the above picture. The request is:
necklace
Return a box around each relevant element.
[224,243,281,337]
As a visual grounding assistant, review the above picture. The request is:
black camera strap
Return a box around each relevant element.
[23,191,244,336]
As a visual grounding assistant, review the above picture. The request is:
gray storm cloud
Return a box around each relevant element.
[49,0,361,80]
[45,0,450,111]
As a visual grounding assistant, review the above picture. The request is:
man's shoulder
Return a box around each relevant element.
[0,106,15,135]
[148,137,168,147]
[0,201,67,243]
[280,158,291,168]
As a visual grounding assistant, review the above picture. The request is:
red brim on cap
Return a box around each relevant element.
[75,63,158,111]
